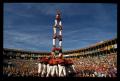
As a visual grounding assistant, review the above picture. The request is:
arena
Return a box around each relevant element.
[3,38,117,77]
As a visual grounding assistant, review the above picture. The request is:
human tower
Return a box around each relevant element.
[37,10,76,77]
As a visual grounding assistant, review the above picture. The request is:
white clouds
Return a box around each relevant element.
[64,30,80,37]
[4,30,51,51]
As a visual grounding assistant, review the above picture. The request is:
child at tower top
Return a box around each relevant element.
[55,10,61,22]
[54,9,62,27]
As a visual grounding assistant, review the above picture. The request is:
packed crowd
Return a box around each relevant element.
[72,53,117,77]
[3,59,38,77]
[3,58,76,77]
[3,53,117,77]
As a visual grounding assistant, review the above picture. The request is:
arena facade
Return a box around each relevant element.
[3,38,117,77]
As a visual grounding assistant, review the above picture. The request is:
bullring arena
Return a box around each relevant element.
[3,7,117,77]
[3,38,117,77]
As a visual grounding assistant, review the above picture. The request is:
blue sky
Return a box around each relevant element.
[3,3,117,52]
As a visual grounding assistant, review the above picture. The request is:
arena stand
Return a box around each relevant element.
[3,38,117,77]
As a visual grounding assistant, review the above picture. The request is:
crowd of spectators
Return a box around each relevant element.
[3,59,39,77]
[71,53,117,77]
[3,53,117,77]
